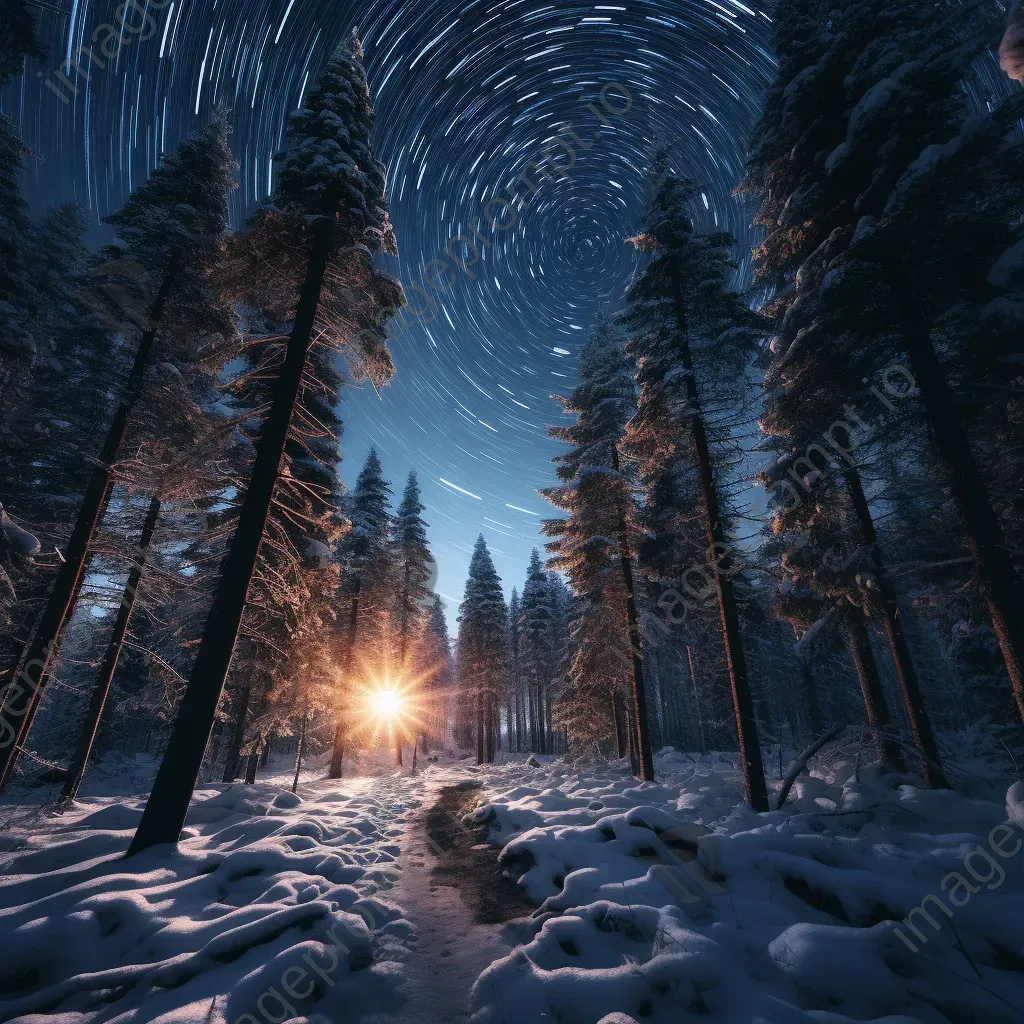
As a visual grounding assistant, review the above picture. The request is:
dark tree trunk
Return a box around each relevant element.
[670,274,766,810]
[626,705,640,777]
[0,268,177,791]
[610,448,655,782]
[515,680,525,753]
[259,732,272,768]
[845,614,906,772]
[127,220,336,856]
[531,685,540,751]
[396,732,403,768]
[900,307,1024,725]
[244,747,259,785]
[292,712,308,794]
[801,656,822,739]
[476,688,484,764]
[222,685,251,783]
[59,496,161,808]
[536,684,544,757]
[612,689,627,758]
[686,645,706,756]
[545,686,553,754]
[843,466,948,787]
[330,576,361,779]
[657,652,670,749]
[505,697,514,753]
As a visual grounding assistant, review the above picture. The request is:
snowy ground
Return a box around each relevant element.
[1,747,1023,1024]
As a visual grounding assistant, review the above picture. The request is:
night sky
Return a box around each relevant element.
[4,0,775,621]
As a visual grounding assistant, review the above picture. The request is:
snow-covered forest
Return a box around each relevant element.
[2,1,1024,1022]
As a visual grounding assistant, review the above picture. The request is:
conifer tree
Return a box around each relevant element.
[621,174,768,807]
[0,118,234,790]
[457,536,507,764]
[420,593,453,748]
[743,0,1023,754]
[0,1,44,86]
[392,471,433,759]
[0,115,35,416]
[393,471,432,663]
[330,448,394,776]
[130,36,404,852]
[542,314,653,777]
[508,588,523,751]
[1,202,108,641]
[520,550,555,754]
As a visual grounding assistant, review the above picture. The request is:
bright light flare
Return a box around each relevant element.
[368,686,404,720]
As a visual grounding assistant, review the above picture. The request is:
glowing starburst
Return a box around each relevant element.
[368,686,403,720]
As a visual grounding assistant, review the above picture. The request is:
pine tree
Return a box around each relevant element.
[0,115,35,416]
[330,448,394,776]
[129,36,404,853]
[621,173,769,807]
[1,202,108,643]
[508,588,523,752]
[457,536,507,765]
[392,471,433,759]
[420,593,453,749]
[739,0,988,779]
[849,74,1024,727]
[393,471,433,663]
[542,314,653,777]
[0,118,235,791]
[0,1,44,86]
[519,550,555,754]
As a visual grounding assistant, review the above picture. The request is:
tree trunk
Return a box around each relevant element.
[515,679,525,753]
[0,267,177,791]
[657,654,671,749]
[900,307,1024,725]
[612,689,627,758]
[476,688,484,764]
[127,219,336,856]
[244,747,259,784]
[845,614,906,772]
[670,273,766,809]
[396,732,403,768]
[626,705,640,777]
[843,466,948,787]
[610,448,655,782]
[536,684,544,753]
[292,712,308,794]
[59,495,161,808]
[686,645,706,756]
[487,697,496,763]
[545,686,553,754]
[505,696,514,753]
[330,576,361,779]
[222,685,251,783]
[801,656,822,739]
[259,732,272,768]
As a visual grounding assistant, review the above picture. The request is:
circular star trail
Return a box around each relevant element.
[6,0,776,611]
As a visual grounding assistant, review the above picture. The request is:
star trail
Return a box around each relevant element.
[5,0,775,613]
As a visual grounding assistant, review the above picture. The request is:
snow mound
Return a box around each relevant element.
[469,750,1024,1023]
[0,778,417,1022]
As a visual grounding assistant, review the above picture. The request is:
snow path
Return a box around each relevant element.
[365,768,535,1024]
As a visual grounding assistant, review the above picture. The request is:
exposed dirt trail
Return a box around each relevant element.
[363,770,537,1024]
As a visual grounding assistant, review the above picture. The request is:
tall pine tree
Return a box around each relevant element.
[0,118,235,790]
[542,314,654,777]
[457,536,507,764]
[129,36,404,853]
[330,448,394,776]
[621,175,771,804]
